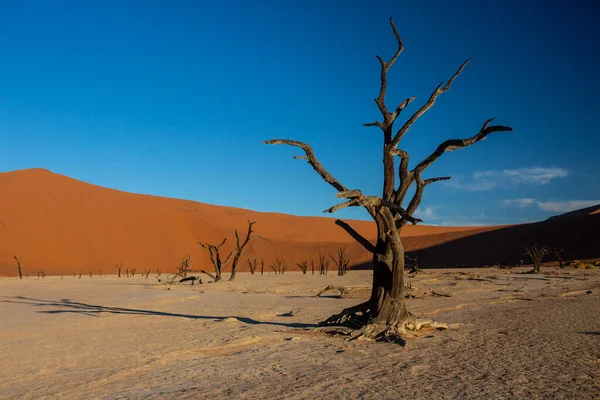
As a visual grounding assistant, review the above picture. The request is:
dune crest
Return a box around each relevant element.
[0,168,598,276]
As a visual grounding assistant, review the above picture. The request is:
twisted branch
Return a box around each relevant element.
[391,59,471,148]
[414,118,513,174]
[263,139,348,192]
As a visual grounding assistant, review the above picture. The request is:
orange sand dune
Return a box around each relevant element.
[0,169,598,276]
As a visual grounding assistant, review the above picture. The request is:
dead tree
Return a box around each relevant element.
[311,258,315,275]
[405,254,420,274]
[177,255,192,278]
[271,256,286,275]
[525,243,549,274]
[264,18,512,342]
[199,238,234,281]
[260,258,264,275]
[330,247,351,276]
[144,268,151,279]
[318,253,329,275]
[247,258,259,274]
[296,259,309,275]
[116,263,122,278]
[14,256,23,279]
[228,220,257,281]
[131,268,136,277]
[166,255,196,284]
[551,247,566,269]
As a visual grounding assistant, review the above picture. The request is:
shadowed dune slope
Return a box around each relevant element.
[0,169,598,276]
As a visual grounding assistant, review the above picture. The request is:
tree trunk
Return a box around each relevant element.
[320,213,413,341]
[364,223,412,336]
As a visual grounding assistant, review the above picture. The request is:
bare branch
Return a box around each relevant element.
[414,119,513,174]
[335,219,376,253]
[336,189,363,199]
[222,249,235,266]
[263,139,348,193]
[402,174,452,226]
[389,97,416,124]
[372,18,405,125]
[423,176,451,185]
[391,59,471,148]
[363,121,382,128]
[324,198,362,213]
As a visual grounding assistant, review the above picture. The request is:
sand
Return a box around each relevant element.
[1,267,598,399]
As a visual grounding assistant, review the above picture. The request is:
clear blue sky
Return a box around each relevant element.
[1,0,599,225]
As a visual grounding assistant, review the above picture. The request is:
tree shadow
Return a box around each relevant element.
[577,331,600,335]
[1,296,317,328]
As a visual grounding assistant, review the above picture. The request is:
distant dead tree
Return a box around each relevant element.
[330,247,351,276]
[247,258,259,275]
[200,220,258,281]
[156,269,162,278]
[264,17,512,341]
[177,255,192,278]
[271,256,286,275]
[525,243,549,274]
[14,256,23,280]
[125,269,129,278]
[318,253,330,275]
[78,271,82,279]
[311,258,315,275]
[229,220,257,281]
[89,271,92,278]
[296,259,309,275]
[144,268,151,279]
[551,247,566,269]
[116,263,122,278]
[199,238,233,281]
[260,258,265,275]
[131,268,136,277]
[405,254,420,274]
[166,255,195,284]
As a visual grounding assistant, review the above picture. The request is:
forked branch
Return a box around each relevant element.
[373,18,405,123]
[414,119,513,174]
[263,139,348,193]
[391,59,472,148]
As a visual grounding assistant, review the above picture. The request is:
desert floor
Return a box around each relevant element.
[1,268,599,399]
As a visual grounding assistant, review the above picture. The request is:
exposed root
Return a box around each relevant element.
[318,301,370,329]
[316,306,448,345]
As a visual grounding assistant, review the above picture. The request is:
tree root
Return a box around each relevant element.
[316,305,448,345]
[318,301,370,328]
